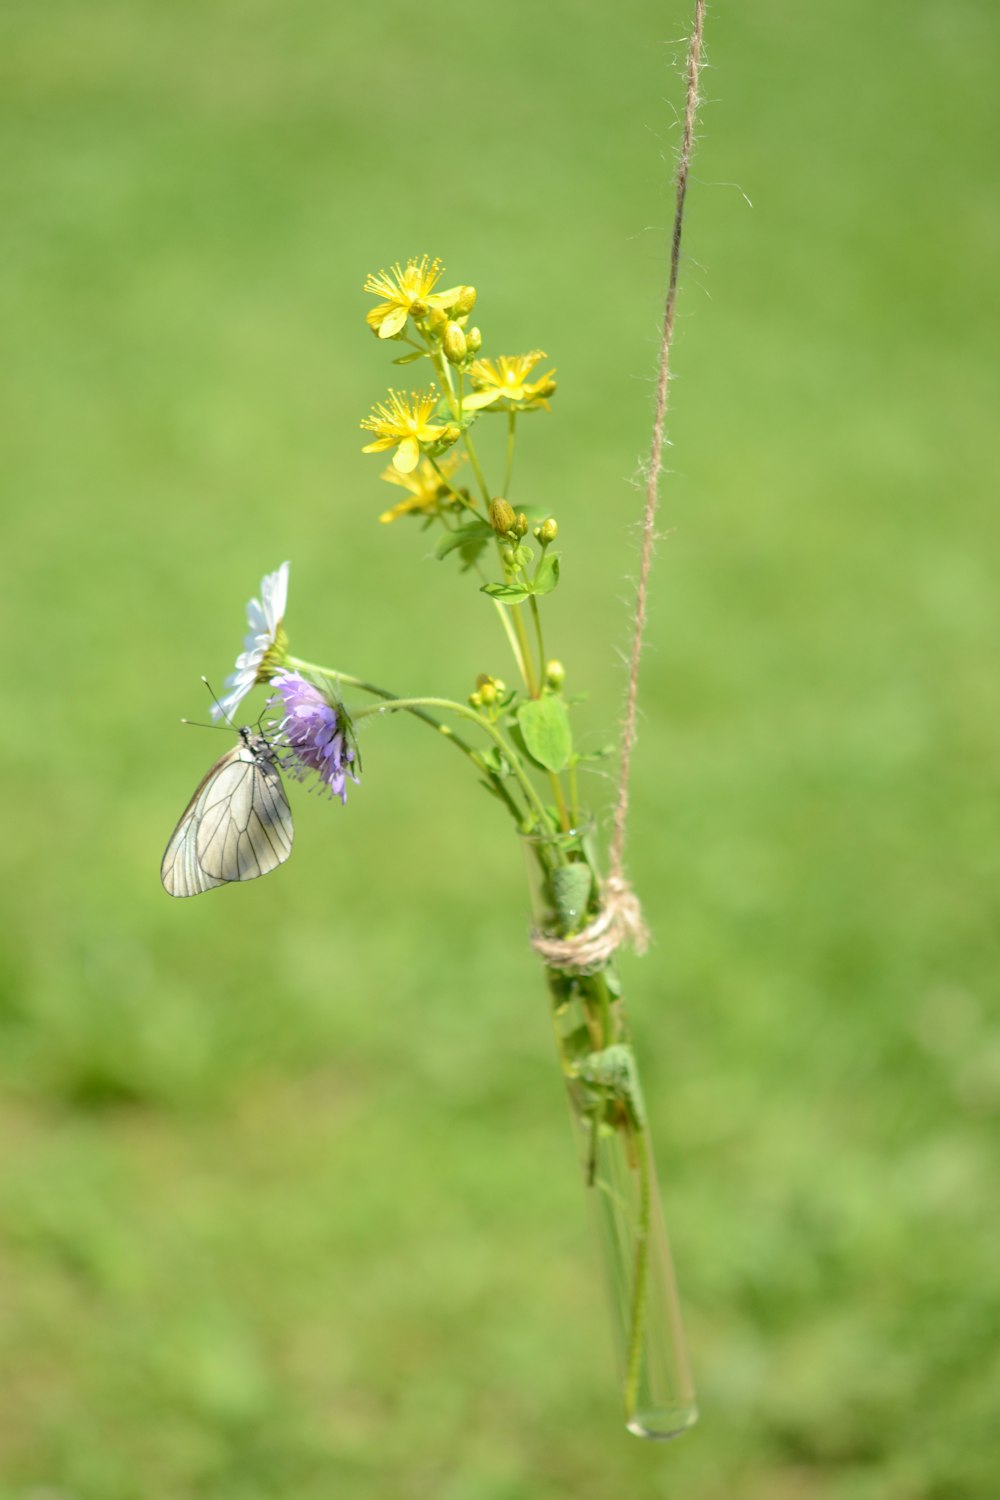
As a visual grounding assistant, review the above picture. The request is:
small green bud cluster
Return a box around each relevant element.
[489,497,516,535]
[469,673,507,711]
[452,286,478,318]
[489,497,531,542]
[501,543,534,571]
[443,322,467,365]
[441,287,479,367]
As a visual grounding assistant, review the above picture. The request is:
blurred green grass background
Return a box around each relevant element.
[2,0,999,1495]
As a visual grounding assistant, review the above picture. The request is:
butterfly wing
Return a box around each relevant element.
[161,748,240,897]
[195,744,293,883]
[161,741,293,898]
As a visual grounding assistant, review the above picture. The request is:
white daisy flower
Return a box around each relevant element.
[212,560,291,721]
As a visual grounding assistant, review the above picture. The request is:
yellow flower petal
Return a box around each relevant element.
[379,496,419,523]
[394,436,421,473]
[380,464,420,493]
[462,390,499,411]
[428,285,463,308]
[362,436,394,453]
[378,306,409,339]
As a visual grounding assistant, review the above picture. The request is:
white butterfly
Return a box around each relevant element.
[161,725,293,898]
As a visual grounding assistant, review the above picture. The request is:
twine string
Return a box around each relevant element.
[532,0,706,975]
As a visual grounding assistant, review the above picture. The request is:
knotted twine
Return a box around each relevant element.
[532,0,707,976]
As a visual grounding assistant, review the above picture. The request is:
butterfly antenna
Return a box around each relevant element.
[201,675,236,729]
[254,691,279,737]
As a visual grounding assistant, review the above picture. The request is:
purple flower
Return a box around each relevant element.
[269,671,359,805]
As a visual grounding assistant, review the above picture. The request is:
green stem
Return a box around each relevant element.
[504,409,517,495]
[568,759,581,827]
[351,693,553,833]
[529,595,546,679]
[623,1125,653,1426]
[462,429,491,507]
[493,600,529,682]
[548,771,571,833]
[429,349,490,505]
[525,597,568,828]
[286,657,527,825]
[428,456,480,515]
[288,657,455,736]
[429,350,458,418]
[488,532,539,696]
[587,968,614,1048]
[509,598,539,698]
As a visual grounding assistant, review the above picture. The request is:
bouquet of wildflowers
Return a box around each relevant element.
[162,254,696,1438]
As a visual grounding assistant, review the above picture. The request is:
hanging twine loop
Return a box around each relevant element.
[531,0,706,975]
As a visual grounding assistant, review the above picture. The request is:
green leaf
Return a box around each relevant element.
[551,863,593,930]
[392,350,428,366]
[506,719,532,763]
[532,553,561,596]
[516,695,573,772]
[560,1023,595,1060]
[473,746,511,778]
[435,520,492,560]
[433,396,481,431]
[481,581,531,603]
[579,1044,645,1128]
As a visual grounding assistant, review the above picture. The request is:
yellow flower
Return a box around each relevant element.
[464,351,557,412]
[363,256,462,340]
[361,388,456,473]
[378,454,464,524]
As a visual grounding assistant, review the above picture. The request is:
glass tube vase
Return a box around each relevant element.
[524,825,696,1439]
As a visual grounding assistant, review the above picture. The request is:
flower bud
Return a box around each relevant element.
[466,326,483,354]
[489,496,516,535]
[477,678,498,705]
[545,659,566,690]
[493,679,507,697]
[443,322,467,365]
[538,517,558,544]
[514,512,529,537]
[452,285,477,317]
[500,544,516,566]
[468,690,483,709]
